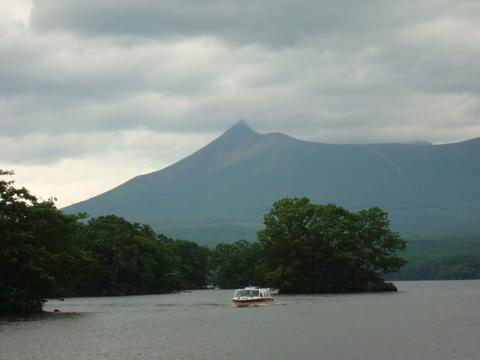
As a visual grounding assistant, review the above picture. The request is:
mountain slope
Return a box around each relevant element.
[63,121,480,245]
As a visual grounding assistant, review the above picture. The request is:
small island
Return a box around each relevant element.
[1,170,405,315]
[213,197,405,294]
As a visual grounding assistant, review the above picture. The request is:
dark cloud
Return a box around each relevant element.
[31,0,403,46]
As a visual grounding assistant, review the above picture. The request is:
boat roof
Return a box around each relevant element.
[235,287,270,291]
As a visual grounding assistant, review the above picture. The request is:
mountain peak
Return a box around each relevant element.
[224,120,257,136]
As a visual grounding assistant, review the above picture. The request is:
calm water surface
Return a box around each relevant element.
[1,281,480,360]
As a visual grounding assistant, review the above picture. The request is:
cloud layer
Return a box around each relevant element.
[1,0,480,205]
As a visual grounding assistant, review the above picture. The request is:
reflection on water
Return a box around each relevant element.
[1,281,480,360]
[0,311,87,324]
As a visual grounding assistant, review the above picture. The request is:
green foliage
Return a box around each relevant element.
[0,170,81,314]
[76,216,181,296]
[386,237,480,280]
[205,198,408,293]
[210,240,264,289]
[72,217,211,297]
[390,255,480,280]
[166,240,209,289]
[258,197,406,293]
[0,170,211,314]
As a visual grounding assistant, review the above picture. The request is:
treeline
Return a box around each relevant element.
[385,236,480,280]
[389,255,480,280]
[1,171,406,315]
[61,216,209,297]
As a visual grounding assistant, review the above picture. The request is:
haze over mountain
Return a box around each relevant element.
[63,121,480,246]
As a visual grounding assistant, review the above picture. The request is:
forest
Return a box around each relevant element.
[2,170,405,315]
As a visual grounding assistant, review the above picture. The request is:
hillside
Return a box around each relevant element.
[63,121,480,246]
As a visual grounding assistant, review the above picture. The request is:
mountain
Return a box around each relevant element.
[63,121,480,246]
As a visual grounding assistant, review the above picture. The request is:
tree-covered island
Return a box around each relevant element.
[257,198,405,293]
[1,170,405,315]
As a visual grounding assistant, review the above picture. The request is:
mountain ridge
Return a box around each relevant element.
[63,122,480,245]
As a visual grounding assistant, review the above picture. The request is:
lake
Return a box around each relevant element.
[1,281,479,360]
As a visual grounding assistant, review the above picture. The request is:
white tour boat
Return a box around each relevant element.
[232,287,274,307]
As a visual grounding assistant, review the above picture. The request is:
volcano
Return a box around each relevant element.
[63,121,480,246]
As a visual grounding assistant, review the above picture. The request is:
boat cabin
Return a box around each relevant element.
[233,287,271,299]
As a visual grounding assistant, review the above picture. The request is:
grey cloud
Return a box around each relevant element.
[0,36,217,99]
[30,0,480,50]
[31,0,402,46]
[1,0,479,146]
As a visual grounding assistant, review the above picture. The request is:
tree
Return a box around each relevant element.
[210,240,265,289]
[167,240,209,289]
[257,197,406,293]
[0,170,81,314]
[79,215,180,296]
[257,198,314,292]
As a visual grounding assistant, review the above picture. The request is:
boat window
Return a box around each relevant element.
[235,289,260,297]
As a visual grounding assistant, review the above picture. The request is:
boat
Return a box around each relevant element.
[232,286,274,307]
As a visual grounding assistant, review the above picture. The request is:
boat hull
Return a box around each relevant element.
[232,297,274,307]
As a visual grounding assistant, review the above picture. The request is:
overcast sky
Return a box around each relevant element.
[1,0,480,207]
